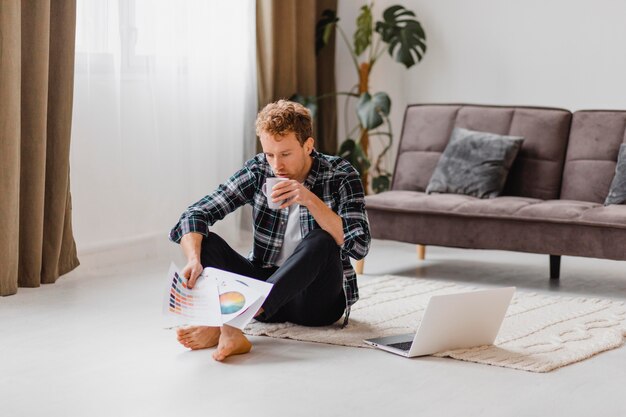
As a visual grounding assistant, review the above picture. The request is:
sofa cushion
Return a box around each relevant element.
[366,204,626,260]
[560,110,626,203]
[515,200,601,221]
[393,104,571,200]
[366,191,541,217]
[365,190,473,212]
[605,144,626,205]
[366,191,626,229]
[425,127,523,198]
[580,204,626,226]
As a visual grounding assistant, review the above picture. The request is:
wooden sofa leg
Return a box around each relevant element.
[550,255,561,279]
[417,245,426,260]
[355,259,365,275]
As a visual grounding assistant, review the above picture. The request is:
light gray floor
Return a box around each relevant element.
[2,239,626,417]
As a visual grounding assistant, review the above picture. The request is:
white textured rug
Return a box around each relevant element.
[245,275,626,372]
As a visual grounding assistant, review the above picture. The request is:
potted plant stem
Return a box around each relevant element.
[314,3,427,193]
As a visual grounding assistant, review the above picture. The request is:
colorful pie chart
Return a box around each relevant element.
[220,291,246,314]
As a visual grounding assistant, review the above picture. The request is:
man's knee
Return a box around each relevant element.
[303,229,340,258]
[305,228,336,247]
[201,232,222,248]
[200,232,228,261]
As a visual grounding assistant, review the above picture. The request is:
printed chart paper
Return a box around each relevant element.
[206,267,274,329]
[163,263,222,327]
[163,264,273,330]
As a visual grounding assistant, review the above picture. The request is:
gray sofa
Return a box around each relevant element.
[363,103,626,278]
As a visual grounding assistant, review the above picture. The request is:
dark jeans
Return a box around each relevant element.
[200,229,346,326]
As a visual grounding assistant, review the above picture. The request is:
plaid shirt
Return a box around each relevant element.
[169,150,371,319]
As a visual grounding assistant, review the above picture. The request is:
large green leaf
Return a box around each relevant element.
[338,138,371,175]
[372,174,391,193]
[356,92,391,130]
[354,5,372,56]
[315,9,339,55]
[375,5,427,68]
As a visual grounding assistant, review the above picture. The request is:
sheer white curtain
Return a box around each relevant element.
[71,0,256,251]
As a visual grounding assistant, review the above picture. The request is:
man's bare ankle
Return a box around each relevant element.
[220,324,243,336]
[213,325,252,361]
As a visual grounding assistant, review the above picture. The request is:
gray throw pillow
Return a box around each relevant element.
[604,144,626,205]
[426,127,524,199]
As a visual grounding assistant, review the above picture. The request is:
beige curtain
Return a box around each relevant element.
[0,0,79,296]
[256,0,338,154]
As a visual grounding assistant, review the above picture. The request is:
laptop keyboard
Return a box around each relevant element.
[388,341,412,351]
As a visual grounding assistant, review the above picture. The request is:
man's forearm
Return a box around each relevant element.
[307,198,344,245]
[180,232,204,261]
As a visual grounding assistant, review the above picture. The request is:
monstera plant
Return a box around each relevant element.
[312,3,427,193]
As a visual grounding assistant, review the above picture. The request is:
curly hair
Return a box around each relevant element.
[255,99,312,145]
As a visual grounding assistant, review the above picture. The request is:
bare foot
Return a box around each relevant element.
[176,326,220,350]
[212,325,252,361]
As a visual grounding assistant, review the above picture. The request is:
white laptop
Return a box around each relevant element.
[364,287,515,357]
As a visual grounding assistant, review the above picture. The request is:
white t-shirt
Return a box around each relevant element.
[274,203,303,266]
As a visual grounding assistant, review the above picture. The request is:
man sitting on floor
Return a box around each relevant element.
[169,100,371,361]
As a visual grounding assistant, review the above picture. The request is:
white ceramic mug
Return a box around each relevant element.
[262,177,289,209]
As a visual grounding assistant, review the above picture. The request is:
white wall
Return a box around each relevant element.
[336,0,626,172]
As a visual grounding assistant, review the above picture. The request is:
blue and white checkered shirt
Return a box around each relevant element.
[169,150,371,321]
